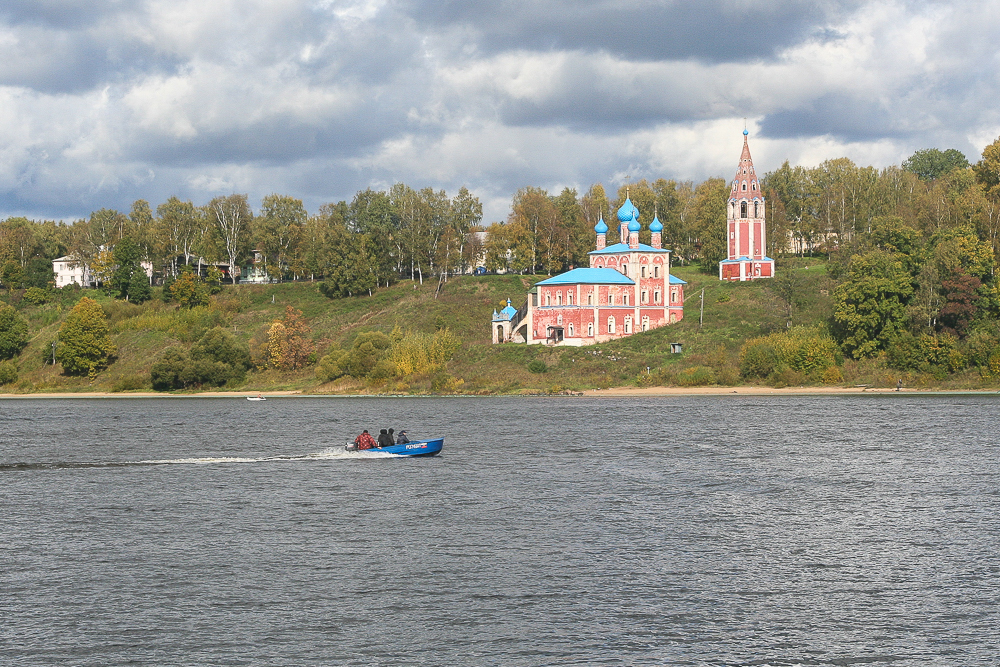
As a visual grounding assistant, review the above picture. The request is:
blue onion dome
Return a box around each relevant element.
[743,128,749,136]
[627,212,640,233]
[594,215,608,234]
[649,215,663,233]
[617,198,635,223]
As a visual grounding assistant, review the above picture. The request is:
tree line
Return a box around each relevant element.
[2,138,1000,299]
[0,186,486,296]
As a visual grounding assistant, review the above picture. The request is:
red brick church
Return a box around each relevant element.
[719,130,775,281]
[492,196,685,346]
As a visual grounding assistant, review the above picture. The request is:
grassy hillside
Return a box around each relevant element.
[1,260,994,394]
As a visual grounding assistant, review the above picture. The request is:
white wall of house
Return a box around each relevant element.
[52,256,92,288]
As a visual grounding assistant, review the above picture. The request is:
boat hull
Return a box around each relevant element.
[346,438,443,457]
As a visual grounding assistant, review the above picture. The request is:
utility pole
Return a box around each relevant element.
[699,288,705,330]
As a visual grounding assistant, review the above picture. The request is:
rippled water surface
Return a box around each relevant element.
[2,395,999,666]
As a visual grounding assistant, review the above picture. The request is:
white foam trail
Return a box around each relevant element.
[138,447,402,465]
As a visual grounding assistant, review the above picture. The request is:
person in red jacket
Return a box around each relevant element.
[353,430,376,450]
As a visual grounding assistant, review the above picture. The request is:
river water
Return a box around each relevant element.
[1,395,998,666]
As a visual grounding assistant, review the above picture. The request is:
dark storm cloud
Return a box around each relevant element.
[126,106,415,167]
[402,0,863,62]
[0,0,142,29]
[0,30,181,93]
[760,94,904,142]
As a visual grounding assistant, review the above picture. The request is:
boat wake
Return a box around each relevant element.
[0,447,402,471]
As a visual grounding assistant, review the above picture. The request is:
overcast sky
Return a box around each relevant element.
[1,0,998,224]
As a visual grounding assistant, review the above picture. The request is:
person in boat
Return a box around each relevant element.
[376,429,393,448]
[395,430,410,444]
[353,430,376,450]
[387,428,395,445]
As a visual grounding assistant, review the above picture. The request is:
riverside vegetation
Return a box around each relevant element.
[3,254,1000,394]
[5,142,1000,393]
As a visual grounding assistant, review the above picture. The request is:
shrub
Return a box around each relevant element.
[675,365,716,387]
[22,287,49,305]
[191,327,251,372]
[169,270,209,308]
[111,375,148,392]
[250,306,315,370]
[740,327,839,379]
[527,359,548,374]
[0,361,17,386]
[430,373,464,393]
[56,297,117,376]
[0,303,29,360]
[316,347,349,382]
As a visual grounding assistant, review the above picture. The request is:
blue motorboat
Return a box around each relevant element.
[346,437,443,457]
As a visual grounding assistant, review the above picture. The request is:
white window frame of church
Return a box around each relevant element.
[624,317,632,334]
[671,290,677,303]
[642,316,649,331]
[654,290,661,304]
[557,314,563,325]
[608,293,613,305]
[608,317,615,334]
[587,322,594,337]
[741,201,748,217]
[641,290,648,304]
[567,292,573,305]
[545,292,551,306]
[754,201,759,217]
[568,323,574,337]
[653,265,660,278]
[742,182,747,191]
[587,292,593,306]
[641,266,647,278]
[623,293,629,306]
[557,292,562,306]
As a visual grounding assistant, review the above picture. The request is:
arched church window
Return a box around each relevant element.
[641,290,648,304]
[545,293,551,306]
[608,293,613,305]
[608,317,615,334]
[557,314,563,325]
[556,292,562,305]
[642,316,649,331]
[742,182,747,191]
[587,292,593,305]
[653,265,660,278]
[654,290,661,304]
[568,323,574,336]
[754,202,759,217]
[641,266,646,278]
[624,317,632,334]
[588,322,594,337]
[741,201,747,217]
[567,292,573,305]
[623,293,629,306]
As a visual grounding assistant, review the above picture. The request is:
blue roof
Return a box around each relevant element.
[590,242,669,255]
[669,274,687,284]
[720,256,774,263]
[534,267,635,286]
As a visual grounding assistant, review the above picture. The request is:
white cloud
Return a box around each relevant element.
[0,0,999,222]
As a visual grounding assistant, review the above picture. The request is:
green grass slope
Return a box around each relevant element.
[1,259,980,394]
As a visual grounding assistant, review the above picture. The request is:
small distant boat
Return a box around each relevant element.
[345,437,443,457]
[246,396,266,401]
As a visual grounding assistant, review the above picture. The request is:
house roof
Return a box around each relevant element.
[589,242,670,255]
[669,275,687,284]
[534,267,635,286]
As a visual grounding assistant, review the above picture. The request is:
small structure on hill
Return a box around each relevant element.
[720,130,775,281]
[493,198,685,346]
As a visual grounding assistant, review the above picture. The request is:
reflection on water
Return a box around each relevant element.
[2,395,999,666]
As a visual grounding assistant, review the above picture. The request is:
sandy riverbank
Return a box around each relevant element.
[2,386,995,398]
